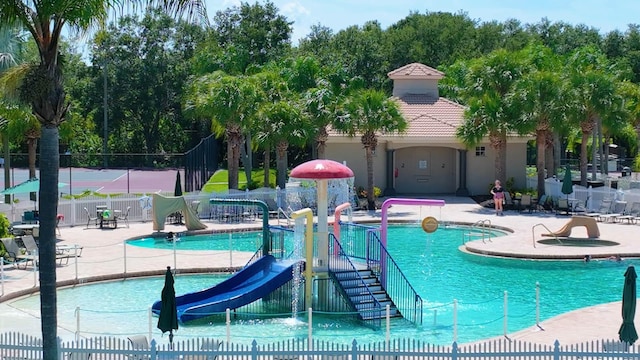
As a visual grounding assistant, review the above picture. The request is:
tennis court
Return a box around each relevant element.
[1,167,186,200]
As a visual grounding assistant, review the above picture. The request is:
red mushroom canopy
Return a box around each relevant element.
[290,159,354,180]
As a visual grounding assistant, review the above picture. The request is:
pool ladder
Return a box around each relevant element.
[463,219,492,243]
[531,223,560,248]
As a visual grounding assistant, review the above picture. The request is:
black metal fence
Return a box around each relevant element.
[184,133,221,192]
[9,153,184,169]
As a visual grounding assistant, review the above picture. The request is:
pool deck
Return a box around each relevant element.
[0,195,637,346]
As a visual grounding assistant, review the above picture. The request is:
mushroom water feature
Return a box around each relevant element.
[289,159,354,307]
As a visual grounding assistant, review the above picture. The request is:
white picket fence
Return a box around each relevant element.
[0,184,355,229]
[0,332,636,360]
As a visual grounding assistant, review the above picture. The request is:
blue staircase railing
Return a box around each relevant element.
[327,233,383,329]
[336,222,423,325]
[366,230,423,325]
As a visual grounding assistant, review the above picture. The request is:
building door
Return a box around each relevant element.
[395,147,456,193]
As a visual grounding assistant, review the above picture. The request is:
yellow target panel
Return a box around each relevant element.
[421,216,438,233]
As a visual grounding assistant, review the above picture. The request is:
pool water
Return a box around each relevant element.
[11,225,632,345]
[129,231,266,252]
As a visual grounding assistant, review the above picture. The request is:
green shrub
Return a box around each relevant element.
[356,186,381,198]
[0,213,11,238]
[633,155,640,172]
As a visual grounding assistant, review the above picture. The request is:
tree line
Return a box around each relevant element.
[5,3,640,191]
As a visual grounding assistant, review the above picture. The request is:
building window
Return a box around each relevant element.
[475,146,486,157]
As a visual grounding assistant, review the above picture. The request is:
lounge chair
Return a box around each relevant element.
[615,202,640,224]
[265,198,279,218]
[536,194,549,212]
[127,335,149,360]
[183,339,221,360]
[519,194,533,213]
[0,237,18,265]
[504,192,515,210]
[16,235,72,269]
[585,199,613,220]
[598,201,627,223]
[117,206,131,228]
[84,207,99,229]
[68,351,91,360]
[555,198,570,215]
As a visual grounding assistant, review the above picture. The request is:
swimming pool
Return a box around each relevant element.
[10,224,631,345]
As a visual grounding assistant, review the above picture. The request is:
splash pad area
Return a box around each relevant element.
[10,219,634,345]
[7,161,634,346]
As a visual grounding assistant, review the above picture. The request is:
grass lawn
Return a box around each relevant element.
[201,169,277,193]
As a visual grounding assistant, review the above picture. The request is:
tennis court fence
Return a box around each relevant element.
[0,185,355,228]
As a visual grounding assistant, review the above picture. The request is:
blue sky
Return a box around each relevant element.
[207,0,640,44]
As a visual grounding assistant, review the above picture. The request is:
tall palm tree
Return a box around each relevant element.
[305,65,360,159]
[618,81,640,152]
[0,2,206,358]
[185,70,258,190]
[513,44,564,196]
[0,24,25,204]
[336,89,407,210]
[563,46,627,186]
[455,49,526,184]
[251,63,308,188]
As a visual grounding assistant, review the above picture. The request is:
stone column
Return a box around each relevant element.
[456,149,469,196]
[384,149,396,196]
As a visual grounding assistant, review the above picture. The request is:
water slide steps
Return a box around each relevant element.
[332,269,400,320]
[152,255,301,323]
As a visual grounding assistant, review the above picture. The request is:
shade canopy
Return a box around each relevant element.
[0,177,67,195]
[157,266,179,344]
[561,164,573,196]
[619,265,638,345]
[290,159,354,180]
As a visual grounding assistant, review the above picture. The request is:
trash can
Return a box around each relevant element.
[622,166,631,177]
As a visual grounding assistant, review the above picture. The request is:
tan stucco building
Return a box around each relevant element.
[325,63,528,196]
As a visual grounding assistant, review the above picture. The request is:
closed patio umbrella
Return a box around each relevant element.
[174,171,183,197]
[173,172,183,224]
[619,265,638,345]
[157,266,179,346]
[561,164,573,198]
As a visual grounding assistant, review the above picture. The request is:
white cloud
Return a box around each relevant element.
[280,1,310,16]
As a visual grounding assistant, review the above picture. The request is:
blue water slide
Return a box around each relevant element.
[152,255,300,323]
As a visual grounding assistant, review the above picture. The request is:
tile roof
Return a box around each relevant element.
[327,94,466,139]
[390,94,465,138]
[387,63,445,80]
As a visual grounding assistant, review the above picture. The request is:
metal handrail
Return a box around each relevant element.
[531,223,560,248]
[328,233,383,328]
[464,219,492,244]
[277,207,292,227]
[366,231,423,325]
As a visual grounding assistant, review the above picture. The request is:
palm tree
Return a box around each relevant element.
[455,49,526,184]
[336,89,407,210]
[185,71,258,190]
[0,2,206,358]
[0,24,25,204]
[618,81,640,152]
[251,63,308,188]
[513,44,564,196]
[563,46,627,186]
[305,65,359,159]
